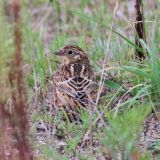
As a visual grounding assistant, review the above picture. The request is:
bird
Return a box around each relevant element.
[45,45,98,113]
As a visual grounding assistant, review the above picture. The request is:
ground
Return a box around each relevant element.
[26,1,160,159]
[2,0,160,160]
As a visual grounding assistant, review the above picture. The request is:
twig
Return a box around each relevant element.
[135,0,147,59]
[79,0,119,150]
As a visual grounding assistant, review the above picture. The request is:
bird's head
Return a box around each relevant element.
[54,45,89,64]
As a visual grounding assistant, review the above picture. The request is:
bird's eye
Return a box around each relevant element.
[68,50,73,55]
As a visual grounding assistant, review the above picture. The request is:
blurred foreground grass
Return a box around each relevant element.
[1,0,160,159]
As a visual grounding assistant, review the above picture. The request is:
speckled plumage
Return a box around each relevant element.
[47,45,98,110]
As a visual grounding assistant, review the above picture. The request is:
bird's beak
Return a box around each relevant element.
[53,51,64,56]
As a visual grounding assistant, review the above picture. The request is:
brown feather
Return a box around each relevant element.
[46,45,98,111]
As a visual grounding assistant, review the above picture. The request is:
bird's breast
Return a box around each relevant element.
[60,63,93,91]
[64,63,90,77]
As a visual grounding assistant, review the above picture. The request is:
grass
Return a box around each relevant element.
[1,0,160,160]
[104,104,152,159]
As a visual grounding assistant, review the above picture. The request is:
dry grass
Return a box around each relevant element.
[0,0,160,160]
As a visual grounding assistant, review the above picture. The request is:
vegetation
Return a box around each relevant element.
[0,0,160,160]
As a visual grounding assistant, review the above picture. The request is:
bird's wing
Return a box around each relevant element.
[57,76,97,105]
[57,78,77,98]
[78,98,95,108]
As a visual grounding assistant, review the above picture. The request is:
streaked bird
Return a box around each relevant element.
[45,45,98,115]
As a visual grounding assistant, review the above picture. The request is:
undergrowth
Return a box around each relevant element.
[0,0,160,160]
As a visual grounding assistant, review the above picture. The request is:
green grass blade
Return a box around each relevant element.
[51,1,144,53]
[121,66,151,79]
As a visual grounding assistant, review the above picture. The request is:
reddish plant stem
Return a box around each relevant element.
[6,0,33,159]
